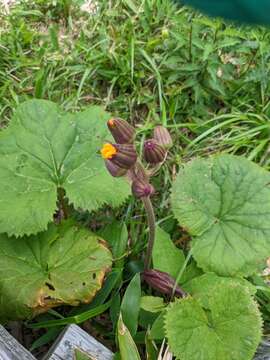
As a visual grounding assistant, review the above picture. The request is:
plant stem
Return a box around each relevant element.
[57,187,69,220]
[142,196,156,270]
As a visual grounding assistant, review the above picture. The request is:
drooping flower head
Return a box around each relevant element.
[132,178,154,199]
[143,269,186,297]
[107,118,135,144]
[101,143,137,170]
[154,125,173,149]
[144,139,166,164]
[105,160,127,177]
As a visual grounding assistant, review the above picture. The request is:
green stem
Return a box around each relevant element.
[142,196,156,270]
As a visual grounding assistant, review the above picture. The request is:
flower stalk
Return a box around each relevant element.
[101,118,172,272]
[142,196,156,270]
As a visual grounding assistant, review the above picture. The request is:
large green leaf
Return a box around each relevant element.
[165,278,262,360]
[0,221,112,323]
[171,155,270,276]
[183,272,256,307]
[0,100,130,237]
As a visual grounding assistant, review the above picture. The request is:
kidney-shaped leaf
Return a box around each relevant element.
[0,221,112,323]
[165,279,262,360]
[171,154,270,276]
[0,100,130,237]
[183,272,256,308]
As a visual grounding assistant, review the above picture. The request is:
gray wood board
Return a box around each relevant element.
[254,339,270,360]
[0,325,36,360]
[43,324,113,360]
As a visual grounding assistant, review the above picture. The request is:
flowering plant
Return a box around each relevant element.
[101,117,172,270]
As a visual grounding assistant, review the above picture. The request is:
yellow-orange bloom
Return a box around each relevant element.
[101,143,117,159]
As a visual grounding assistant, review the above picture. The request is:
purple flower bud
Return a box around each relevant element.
[105,160,127,177]
[153,126,173,149]
[143,139,167,164]
[110,144,137,169]
[132,178,154,198]
[143,269,186,298]
[107,118,135,144]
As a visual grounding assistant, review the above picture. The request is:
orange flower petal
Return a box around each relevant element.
[101,143,117,159]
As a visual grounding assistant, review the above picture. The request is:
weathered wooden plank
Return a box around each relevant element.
[1,321,267,360]
[254,339,270,360]
[44,324,113,360]
[0,325,36,360]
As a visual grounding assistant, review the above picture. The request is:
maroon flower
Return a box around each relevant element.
[143,269,186,297]
[101,143,137,170]
[107,118,135,144]
[154,126,173,149]
[105,160,127,177]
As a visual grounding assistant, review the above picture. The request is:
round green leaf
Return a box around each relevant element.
[183,273,256,308]
[165,280,262,360]
[0,100,130,237]
[0,221,112,323]
[171,155,270,276]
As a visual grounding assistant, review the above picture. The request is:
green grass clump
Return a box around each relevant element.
[1,0,270,257]
[1,0,270,165]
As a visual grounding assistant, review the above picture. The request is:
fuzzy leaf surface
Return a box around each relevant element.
[0,221,112,323]
[165,279,262,360]
[171,154,270,276]
[0,100,130,236]
[184,273,256,308]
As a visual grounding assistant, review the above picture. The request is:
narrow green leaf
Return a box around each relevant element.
[110,293,121,331]
[145,330,158,360]
[121,273,141,336]
[123,0,138,13]
[117,313,141,360]
[29,301,111,328]
[150,312,166,340]
[30,327,62,351]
